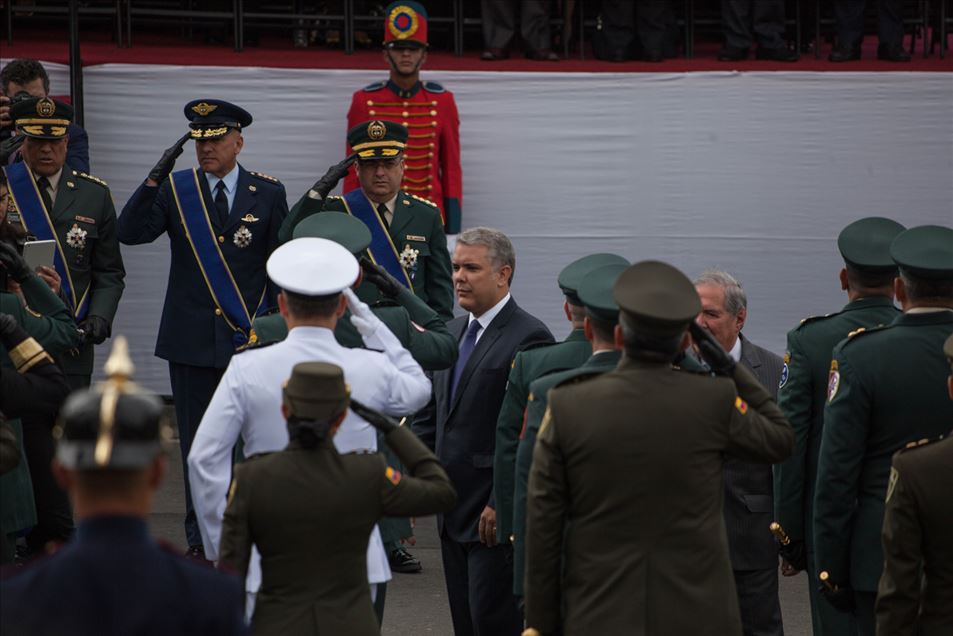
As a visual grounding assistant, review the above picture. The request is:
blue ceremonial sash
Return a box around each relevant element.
[169,168,265,349]
[3,163,89,320]
[341,190,413,290]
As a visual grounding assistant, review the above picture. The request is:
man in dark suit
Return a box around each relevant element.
[829,0,910,62]
[428,226,552,636]
[695,269,785,636]
[118,99,287,557]
[0,337,247,636]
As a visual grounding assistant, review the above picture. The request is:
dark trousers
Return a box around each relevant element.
[854,591,876,636]
[734,567,784,636]
[636,1,676,55]
[440,536,522,636]
[23,414,74,553]
[169,362,225,549]
[480,0,551,52]
[721,0,786,50]
[834,0,904,47]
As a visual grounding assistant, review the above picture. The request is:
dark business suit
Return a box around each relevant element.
[433,296,552,636]
[118,165,287,548]
[726,334,785,636]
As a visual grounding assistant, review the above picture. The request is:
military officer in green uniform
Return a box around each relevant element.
[875,333,953,636]
[523,260,794,636]
[773,216,905,635]
[4,97,125,388]
[279,120,453,321]
[813,225,953,636]
[512,261,627,598]
[493,253,627,548]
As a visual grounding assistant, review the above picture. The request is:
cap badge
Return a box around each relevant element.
[66,224,87,249]
[191,102,218,116]
[388,5,420,40]
[367,120,387,140]
[233,225,253,248]
[36,98,56,117]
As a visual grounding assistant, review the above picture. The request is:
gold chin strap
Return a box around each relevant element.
[94,336,136,467]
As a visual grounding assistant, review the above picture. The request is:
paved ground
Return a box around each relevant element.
[153,440,813,634]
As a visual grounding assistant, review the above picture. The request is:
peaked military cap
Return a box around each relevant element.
[11,96,73,139]
[837,217,906,272]
[558,253,629,305]
[55,337,171,470]
[890,225,953,280]
[293,212,372,255]
[283,362,350,423]
[184,99,253,140]
[384,1,429,49]
[578,262,629,322]
[614,260,701,336]
[267,237,360,295]
[348,120,408,160]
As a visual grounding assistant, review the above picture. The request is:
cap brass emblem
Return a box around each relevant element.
[367,120,387,140]
[36,98,56,117]
[191,102,218,116]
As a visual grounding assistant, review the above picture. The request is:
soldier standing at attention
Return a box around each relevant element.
[773,216,905,636]
[874,333,953,636]
[3,97,125,389]
[813,225,953,636]
[344,1,462,233]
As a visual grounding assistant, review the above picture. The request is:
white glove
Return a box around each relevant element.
[344,288,384,338]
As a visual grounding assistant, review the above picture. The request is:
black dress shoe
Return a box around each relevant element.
[829,45,861,62]
[525,48,559,62]
[718,46,748,61]
[480,48,509,61]
[388,547,422,573]
[877,43,911,62]
[756,46,799,62]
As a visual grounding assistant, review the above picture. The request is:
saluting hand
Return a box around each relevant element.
[308,153,358,201]
[146,132,192,186]
[344,287,385,339]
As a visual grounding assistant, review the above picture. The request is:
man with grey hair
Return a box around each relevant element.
[695,269,785,636]
[427,226,552,636]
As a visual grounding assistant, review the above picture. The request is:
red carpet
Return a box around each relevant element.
[5,30,952,72]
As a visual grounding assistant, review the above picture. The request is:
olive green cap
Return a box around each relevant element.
[283,362,350,422]
[558,253,629,304]
[347,119,408,160]
[890,225,953,280]
[613,260,701,336]
[293,213,372,255]
[577,263,628,322]
[837,217,906,272]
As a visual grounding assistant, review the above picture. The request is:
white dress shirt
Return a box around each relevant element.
[728,336,742,363]
[188,322,431,596]
[205,164,239,212]
[467,292,511,345]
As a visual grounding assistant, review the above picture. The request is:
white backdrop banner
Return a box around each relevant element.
[5,61,952,392]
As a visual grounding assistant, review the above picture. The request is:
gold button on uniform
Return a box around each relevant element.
[215,308,222,316]
[218,236,224,243]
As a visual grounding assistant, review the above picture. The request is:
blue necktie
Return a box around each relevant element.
[451,320,482,400]
[213,181,229,225]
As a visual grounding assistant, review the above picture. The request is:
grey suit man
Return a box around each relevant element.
[696,270,784,636]
[419,227,553,636]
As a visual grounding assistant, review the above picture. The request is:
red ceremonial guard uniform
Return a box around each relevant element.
[343,2,463,234]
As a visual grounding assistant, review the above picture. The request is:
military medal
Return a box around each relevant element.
[233,225,252,248]
[398,244,419,279]
[65,223,87,249]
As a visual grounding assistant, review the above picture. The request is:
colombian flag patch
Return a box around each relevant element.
[385,466,402,486]
[734,396,749,415]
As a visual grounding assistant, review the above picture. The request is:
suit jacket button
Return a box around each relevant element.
[215,308,222,316]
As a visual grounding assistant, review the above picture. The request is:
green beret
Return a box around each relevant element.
[348,119,408,160]
[890,225,953,280]
[11,96,73,140]
[577,262,628,322]
[838,217,906,272]
[283,362,350,422]
[558,253,629,304]
[614,261,701,336]
[293,213,372,255]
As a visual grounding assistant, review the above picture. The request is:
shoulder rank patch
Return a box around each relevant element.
[409,193,438,208]
[827,360,840,403]
[422,80,445,93]
[779,353,790,389]
[734,396,749,415]
[847,327,866,338]
[249,171,281,184]
[363,80,386,92]
[797,312,835,328]
[74,171,108,188]
[385,466,402,485]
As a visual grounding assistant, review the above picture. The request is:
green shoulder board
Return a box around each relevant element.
[423,80,445,93]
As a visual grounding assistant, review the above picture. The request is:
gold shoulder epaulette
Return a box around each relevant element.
[72,169,108,188]
[249,171,281,184]
[798,312,835,328]
[326,195,343,201]
[900,436,943,453]
[409,193,438,208]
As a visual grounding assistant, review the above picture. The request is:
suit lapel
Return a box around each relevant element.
[740,335,762,372]
[52,169,76,218]
[222,167,257,231]
[387,192,414,241]
[448,299,517,417]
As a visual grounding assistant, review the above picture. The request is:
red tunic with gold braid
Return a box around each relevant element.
[344,79,462,233]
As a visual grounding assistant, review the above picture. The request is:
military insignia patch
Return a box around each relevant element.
[385,466,402,486]
[734,396,749,415]
[885,467,899,503]
[241,213,260,223]
[779,363,789,389]
[827,360,840,403]
[36,97,56,117]
[368,120,387,140]
[191,101,218,116]
[65,224,87,249]
[233,225,253,248]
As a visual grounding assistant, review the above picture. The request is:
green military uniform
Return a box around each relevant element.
[875,427,953,636]
[5,98,125,387]
[219,362,456,636]
[813,225,953,634]
[279,120,453,321]
[523,260,795,636]
[492,253,628,544]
